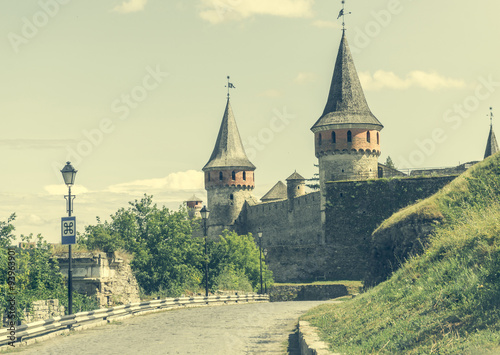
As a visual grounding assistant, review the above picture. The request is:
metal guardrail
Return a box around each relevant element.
[0,293,269,348]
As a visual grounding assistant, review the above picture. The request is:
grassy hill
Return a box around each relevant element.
[302,154,500,354]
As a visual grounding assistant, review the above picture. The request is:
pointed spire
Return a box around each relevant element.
[203,98,256,171]
[311,31,383,132]
[484,108,499,159]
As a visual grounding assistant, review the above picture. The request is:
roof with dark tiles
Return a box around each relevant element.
[261,181,287,202]
[203,99,256,171]
[311,31,383,132]
[286,171,305,181]
[484,125,499,159]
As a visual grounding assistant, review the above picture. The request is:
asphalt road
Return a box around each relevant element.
[13,301,333,355]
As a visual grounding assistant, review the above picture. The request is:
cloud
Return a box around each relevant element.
[0,139,77,150]
[294,72,317,84]
[259,89,282,98]
[43,184,89,196]
[107,170,204,194]
[312,20,340,29]
[359,70,467,91]
[112,0,148,14]
[199,0,314,24]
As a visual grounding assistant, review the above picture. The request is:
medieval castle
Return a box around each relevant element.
[186,30,499,283]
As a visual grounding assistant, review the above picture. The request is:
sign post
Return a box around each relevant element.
[61,216,76,245]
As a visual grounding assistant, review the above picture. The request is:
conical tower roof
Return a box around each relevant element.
[311,31,383,132]
[186,194,202,202]
[484,125,499,159]
[261,181,287,202]
[286,171,305,181]
[203,99,256,171]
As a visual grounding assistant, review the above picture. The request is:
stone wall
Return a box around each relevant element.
[23,299,65,323]
[324,175,457,280]
[55,251,140,307]
[238,191,323,282]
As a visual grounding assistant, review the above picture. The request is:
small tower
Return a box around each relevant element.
[186,195,203,219]
[286,171,306,200]
[311,30,383,195]
[484,108,499,159]
[203,98,256,237]
[286,171,306,210]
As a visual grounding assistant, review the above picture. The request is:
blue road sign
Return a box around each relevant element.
[61,216,76,245]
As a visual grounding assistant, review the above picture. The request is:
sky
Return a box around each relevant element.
[1,0,499,243]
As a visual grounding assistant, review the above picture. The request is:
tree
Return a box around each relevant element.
[0,213,16,248]
[1,222,97,323]
[385,156,396,170]
[208,230,273,292]
[306,164,320,190]
[80,195,204,296]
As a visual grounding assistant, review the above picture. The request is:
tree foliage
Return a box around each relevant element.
[385,156,396,169]
[80,196,274,296]
[1,216,97,323]
[79,195,204,296]
[208,230,273,292]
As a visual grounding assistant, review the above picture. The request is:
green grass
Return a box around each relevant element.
[302,153,500,354]
[274,281,362,295]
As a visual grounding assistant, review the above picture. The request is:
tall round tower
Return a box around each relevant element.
[203,98,256,237]
[311,30,383,193]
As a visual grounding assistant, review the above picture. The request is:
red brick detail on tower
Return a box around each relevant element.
[186,200,202,209]
[315,129,381,157]
[205,170,255,189]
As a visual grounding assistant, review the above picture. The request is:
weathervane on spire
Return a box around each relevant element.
[489,107,494,127]
[337,0,351,31]
[226,76,236,99]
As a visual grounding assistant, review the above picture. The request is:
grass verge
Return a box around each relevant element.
[302,154,500,354]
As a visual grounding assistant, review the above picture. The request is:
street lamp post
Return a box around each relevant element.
[200,206,210,298]
[258,231,263,295]
[61,162,77,315]
[263,248,268,294]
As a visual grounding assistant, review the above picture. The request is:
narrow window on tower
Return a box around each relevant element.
[367,131,371,143]
[243,171,246,180]
[377,132,380,144]
[219,171,223,180]
[318,133,322,146]
[208,173,211,182]
[347,130,352,143]
[332,131,336,143]
[230,194,234,200]
[232,171,236,180]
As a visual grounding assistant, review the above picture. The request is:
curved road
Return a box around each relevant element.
[16,301,334,354]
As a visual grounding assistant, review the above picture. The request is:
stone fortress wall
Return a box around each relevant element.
[233,175,457,282]
[237,191,322,282]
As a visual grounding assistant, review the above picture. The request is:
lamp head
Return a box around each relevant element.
[60,162,77,186]
[200,205,210,220]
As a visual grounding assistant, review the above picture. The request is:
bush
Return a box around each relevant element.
[212,265,253,292]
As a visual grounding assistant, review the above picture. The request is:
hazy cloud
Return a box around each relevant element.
[359,70,467,91]
[259,89,282,98]
[112,0,148,13]
[312,20,340,29]
[294,72,317,84]
[107,170,204,194]
[0,139,77,150]
[199,0,314,24]
[44,184,90,196]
